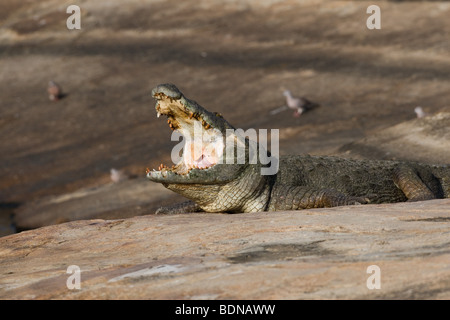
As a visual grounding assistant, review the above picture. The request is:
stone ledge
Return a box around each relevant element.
[1,199,449,299]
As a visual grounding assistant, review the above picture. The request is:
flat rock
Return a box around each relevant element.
[1,199,449,299]
[337,112,450,164]
[14,178,184,230]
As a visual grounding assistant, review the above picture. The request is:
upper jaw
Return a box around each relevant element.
[151,83,233,132]
[151,83,182,100]
[147,83,234,182]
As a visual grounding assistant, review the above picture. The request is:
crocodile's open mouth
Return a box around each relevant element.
[147,84,228,177]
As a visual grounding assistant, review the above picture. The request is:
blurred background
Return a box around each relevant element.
[0,0,449,236]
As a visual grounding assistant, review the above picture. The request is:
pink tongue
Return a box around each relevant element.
[195,154,213,169]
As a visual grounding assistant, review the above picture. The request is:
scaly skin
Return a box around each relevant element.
[147,84,450,213]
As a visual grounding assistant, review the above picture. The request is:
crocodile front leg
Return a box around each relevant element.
[268,186,369,211]
[155,200,202,214]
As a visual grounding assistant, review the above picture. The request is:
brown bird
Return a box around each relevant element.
[47,81,62,101]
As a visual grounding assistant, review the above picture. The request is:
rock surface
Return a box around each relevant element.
[337,112,450,164]
[1,0,449,301]
[14,178,183,230]
[1,199,449,299]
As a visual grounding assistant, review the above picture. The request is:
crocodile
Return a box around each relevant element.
[147,83,450,214]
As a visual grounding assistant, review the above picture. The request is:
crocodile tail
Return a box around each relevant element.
[433,165,450,198]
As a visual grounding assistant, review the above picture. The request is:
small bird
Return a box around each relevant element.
[282,90,318,117]
[47,81,62,101]
[414,106,428,118]
[110,168,128,183]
